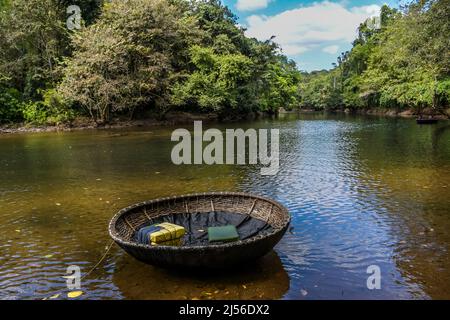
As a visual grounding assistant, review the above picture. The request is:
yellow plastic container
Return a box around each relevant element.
[149,222,185,244]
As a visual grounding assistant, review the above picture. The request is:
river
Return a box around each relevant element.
[1,113,449,299]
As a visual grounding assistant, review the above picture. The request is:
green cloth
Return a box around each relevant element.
[208,225,239,243]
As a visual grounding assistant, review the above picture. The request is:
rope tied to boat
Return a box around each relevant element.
[42,240,116,300]
[81,240,115,281]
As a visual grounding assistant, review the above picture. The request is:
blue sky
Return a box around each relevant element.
[221,0,399,71]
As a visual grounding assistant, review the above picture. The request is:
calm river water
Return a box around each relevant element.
[1,113,449,299]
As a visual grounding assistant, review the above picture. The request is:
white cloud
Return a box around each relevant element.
[323,45,339,54]
[245,1,381,56]
[237,0,272,12]
[282,44,310,55]
[350,4,381,15]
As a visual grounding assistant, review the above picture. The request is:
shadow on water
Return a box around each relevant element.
[112,250,289,300]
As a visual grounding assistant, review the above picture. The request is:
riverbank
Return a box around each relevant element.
[1,108,449,135]
[343,107,450,119]
[0,112,221,135]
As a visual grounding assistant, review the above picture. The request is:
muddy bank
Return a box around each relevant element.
[0,109,273,135]
[343,107,450,119]
[0,112,221,135]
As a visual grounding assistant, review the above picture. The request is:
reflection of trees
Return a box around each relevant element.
[112,250,289,300]
[431,124,450,152]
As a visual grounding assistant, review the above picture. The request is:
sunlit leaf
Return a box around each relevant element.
[67,291,83,298]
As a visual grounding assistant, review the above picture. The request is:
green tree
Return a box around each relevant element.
[362,0,450,113]
[300,1,449,115]
[0,0,69,100]
[258,57,301,112]
[58,0,200,123]
[171,45,254,113]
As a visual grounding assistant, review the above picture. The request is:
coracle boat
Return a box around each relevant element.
[109,192,290,268]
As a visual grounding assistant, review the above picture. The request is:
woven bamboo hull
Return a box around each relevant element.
[117,225,288,268]
[109,192,291,269]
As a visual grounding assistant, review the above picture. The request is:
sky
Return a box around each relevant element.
[221,0,399,71]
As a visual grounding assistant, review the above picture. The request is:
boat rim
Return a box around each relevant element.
[108,191,291,251]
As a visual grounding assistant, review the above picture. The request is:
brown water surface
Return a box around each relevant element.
[0,114,449,299]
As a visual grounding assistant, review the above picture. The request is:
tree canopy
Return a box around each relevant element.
[300,1,450,116]
[0,0,448,125]
[0,0,300,124]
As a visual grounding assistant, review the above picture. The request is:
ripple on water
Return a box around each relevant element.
[1,116,450,299]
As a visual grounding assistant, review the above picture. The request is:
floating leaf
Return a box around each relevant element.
[44,254,53,259]
[300,289,308,296]
[15,229,21,233]
[50,293,60,299]
[55,203,61,206]
[67,291,83,298]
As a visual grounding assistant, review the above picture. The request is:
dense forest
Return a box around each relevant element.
[0,0,301,124]
[0,0,448,126]
[302,1,450,116]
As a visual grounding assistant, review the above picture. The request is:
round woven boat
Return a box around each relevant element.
[109,192,291,268]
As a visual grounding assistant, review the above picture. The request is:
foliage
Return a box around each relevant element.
[58,0,200,123]
[257,57,301,112]
[301,1,450,115]
[58,0,104,25]
[0,0,301,124]
[22,89,75,125]
[172,0,301,115]
[171,45,254,112]
[1,0,448,125]
[0,0,69,100]
[58,0,301,121]
[300,70,342,110]
[0,87,23,123]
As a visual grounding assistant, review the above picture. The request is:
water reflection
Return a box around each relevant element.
[351,119,450,299]
[238,117,422,299]
[113,250,289,300]
[0,114,449,299]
